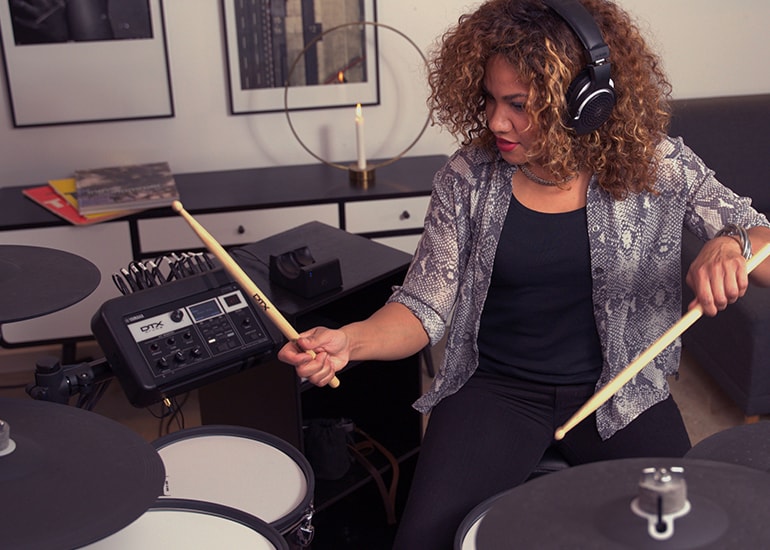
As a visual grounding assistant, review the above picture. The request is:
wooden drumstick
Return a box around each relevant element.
[171,201,340,388]
[554,241,770,441]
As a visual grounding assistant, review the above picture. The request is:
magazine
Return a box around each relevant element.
[48,177,139,219]
[74,161,179,215]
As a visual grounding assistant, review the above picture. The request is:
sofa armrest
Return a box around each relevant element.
[681,229,770,415]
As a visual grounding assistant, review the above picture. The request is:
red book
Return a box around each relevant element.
[22,185,134,225]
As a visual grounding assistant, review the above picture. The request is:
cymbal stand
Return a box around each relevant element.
[26,355,114,410]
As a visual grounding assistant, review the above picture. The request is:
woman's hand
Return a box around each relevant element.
[277,302,430,386]
[277,327,350,387]
[686,236,749,317]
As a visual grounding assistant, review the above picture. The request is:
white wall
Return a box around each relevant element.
[616,0,770,98]
[1,0,768,188]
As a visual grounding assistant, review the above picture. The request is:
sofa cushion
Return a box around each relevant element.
[669,94,770,213]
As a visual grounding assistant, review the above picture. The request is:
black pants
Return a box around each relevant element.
[392,370,691,550]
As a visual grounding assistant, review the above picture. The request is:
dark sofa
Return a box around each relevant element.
[671,94,770,419]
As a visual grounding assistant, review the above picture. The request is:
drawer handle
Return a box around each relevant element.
[399,210,411,221]
[237,225,246,234]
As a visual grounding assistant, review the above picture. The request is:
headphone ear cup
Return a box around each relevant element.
[564,68,616,135]
[274,252,302,279]
[565,69,592,119]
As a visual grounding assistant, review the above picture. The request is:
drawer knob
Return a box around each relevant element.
[237,225,246,234]
[399,210,411,221]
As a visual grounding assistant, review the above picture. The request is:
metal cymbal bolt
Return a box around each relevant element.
[0,419,16,456]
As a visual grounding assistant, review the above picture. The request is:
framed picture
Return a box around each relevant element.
[222,0,379,115]
[0,0,174,127]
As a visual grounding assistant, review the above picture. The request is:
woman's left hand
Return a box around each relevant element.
[686,236,749,317]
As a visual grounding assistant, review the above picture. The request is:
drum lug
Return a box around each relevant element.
[293,508,315,547]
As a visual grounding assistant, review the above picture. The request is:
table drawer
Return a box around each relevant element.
[344,196,429,234]
[137,205,339,254]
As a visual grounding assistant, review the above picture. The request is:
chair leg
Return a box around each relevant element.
[420,346,435,378]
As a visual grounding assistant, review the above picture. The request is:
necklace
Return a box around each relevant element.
[517,164,572,187]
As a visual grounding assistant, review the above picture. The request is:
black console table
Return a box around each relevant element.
[0,155,445,348]
[197,221,423,523]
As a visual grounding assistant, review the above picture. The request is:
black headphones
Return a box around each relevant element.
[543,0,616,134]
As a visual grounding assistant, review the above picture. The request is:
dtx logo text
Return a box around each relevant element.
[140,321,164,333]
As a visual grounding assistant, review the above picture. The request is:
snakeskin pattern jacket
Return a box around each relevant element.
[389,136,770,439]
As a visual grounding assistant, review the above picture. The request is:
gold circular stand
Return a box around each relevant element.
[283,21,431,186]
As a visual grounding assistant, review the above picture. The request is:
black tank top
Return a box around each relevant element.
[477,193,602,384]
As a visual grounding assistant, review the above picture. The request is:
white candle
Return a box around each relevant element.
[355,103,366,170]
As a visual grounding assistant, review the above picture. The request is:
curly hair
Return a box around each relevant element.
[426,0,672,198]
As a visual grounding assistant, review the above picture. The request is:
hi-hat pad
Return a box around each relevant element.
[0,397,165,549]
[474,457,770,549]
[0,245,100,324]
[686,422,770,473]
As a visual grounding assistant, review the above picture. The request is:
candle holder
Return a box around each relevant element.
[348,165,376,189]
[284,21,430,188]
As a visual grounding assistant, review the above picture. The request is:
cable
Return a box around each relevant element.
[111,252,216,295]
[147,393,191,437]
[163,394,188,435]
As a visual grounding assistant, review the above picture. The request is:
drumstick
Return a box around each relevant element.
[555,241,770,441]
[171,201,340,388]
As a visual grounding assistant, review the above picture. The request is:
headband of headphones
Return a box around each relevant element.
[543,0,610,67]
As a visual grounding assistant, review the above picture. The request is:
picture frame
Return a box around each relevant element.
[0,0,174,127]
[222,0,379,115]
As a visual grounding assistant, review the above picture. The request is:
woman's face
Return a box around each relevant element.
[483,54,537,165]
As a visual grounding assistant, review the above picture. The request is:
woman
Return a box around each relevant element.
[278,1,770,547]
